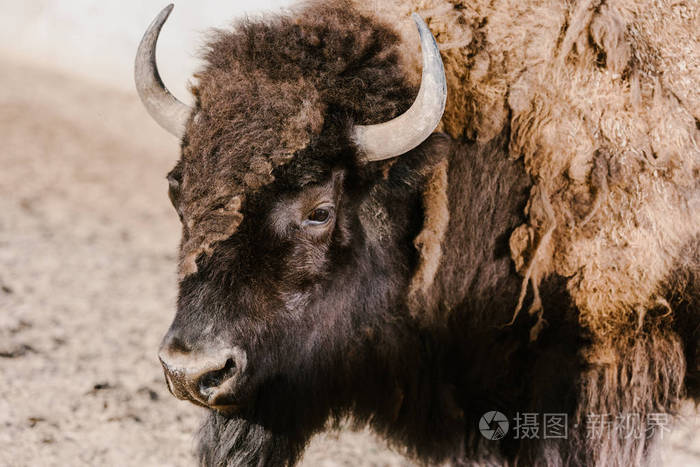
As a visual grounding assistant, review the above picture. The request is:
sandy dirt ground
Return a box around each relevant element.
[0,58,697,466]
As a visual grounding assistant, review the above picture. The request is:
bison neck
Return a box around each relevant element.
[351,132,582,462]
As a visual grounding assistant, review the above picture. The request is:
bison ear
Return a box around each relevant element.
[379,133,452,187]
[357,133,450,252]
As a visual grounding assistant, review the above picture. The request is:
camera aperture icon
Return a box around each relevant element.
[479,411,509,440]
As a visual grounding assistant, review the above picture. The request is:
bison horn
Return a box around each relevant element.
[134,4,191,138]
[352,14,447,162]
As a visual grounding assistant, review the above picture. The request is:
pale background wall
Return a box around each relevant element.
[0,1,295,103]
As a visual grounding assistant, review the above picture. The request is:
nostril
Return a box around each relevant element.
[158,346,246,406]
[198,358,236,396]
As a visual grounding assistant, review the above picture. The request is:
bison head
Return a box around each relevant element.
[135,3,447,459]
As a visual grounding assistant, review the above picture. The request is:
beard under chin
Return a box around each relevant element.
[197,410,303,467]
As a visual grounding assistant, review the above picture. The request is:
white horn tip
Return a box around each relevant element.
[134,3,191,138]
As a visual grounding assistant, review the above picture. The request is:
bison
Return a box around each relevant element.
[134,1,699,466]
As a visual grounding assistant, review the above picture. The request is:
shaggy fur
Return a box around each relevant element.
[175,1,415,276]
[360,0,700,333]
[355,1,700,463]
[154,1,700,466]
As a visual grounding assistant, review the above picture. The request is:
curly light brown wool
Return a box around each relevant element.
[353,2,698,463]
[360,0,700,337]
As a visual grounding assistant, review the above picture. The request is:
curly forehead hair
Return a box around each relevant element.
[173,1,416,276]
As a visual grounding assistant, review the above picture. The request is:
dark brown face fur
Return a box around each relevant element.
[159,0,416,401]
[158,1,429,454]
[162,117,448,465]
[165,2,416,280]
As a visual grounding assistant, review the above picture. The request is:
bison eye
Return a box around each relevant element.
[167,177,184,221]
[304,207,332,226]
